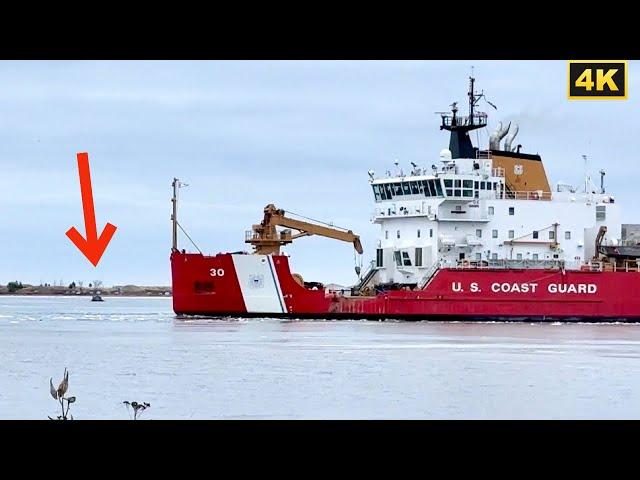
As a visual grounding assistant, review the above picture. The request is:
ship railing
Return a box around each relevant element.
[477,150,492,160]
[453,259,566,270]
[501,190,553,201]
[245,230,291,242]
[586,261,604,272]
[373,206,435,219]
[492,167,505,178]
[585,260,640,273]
[441,113,488,128]
[620,239,640,246]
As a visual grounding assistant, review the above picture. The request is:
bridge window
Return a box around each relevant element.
[372,185,382,202]
[488,206,494,215]
[415,248,423,267]
[549,231,555,240]
[435,180,444,196]
[423,181,431,197]
[457,179,473,197]
[596,206,606,221]
[410,181,419,195]
[393,183,403,196]
[428,180,437,197]
[443,179,453,197]
[430,229,433,238]
[492,230,498,238]
[509,207,515,216]
[385,230,389,240]
[384,184,393,200]
[517,253,523,261]
[397,230,401,239]
[402,182,411,195]
[402,251,412,266]
[533,231,539,239]
[565,231,571,240]
[476,229,482,238]
[533,254,539,261]
[417,229,421,238]
[509,230,514,239]
[376,248,383,268]
[394,251,402,267]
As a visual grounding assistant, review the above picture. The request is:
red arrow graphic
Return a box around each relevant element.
[65,152,117,267]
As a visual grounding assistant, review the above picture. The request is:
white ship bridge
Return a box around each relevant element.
[363,149,620,289]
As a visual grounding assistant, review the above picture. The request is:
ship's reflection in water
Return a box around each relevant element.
[2,296,640,419]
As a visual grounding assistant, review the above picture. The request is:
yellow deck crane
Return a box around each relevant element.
[245,204,363,256]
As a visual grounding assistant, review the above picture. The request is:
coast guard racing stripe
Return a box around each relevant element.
[231,254,286,314]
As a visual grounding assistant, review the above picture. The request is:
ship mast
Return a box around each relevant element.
[440,73,488,159]
[171,178,179,252]
[469,75,476,122]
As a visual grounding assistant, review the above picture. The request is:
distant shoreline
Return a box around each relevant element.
[0,285,172,297]
[0,294,172,299]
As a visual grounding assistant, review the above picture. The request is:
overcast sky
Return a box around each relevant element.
[1,60,638,287]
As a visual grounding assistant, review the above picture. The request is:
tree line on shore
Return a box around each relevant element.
[4,279,105,293]
[1,280,171,296]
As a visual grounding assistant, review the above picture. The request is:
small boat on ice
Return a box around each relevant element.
[91,293,104,302]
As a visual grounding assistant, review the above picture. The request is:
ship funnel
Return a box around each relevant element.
[489,121,511,150]
[504,123,519,152]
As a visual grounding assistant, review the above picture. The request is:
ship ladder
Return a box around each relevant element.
[353,260,378,294]
[417,262,440,290]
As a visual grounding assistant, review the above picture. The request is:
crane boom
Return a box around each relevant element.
[245,204,363,255]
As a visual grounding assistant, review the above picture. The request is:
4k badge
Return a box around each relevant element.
[568,60,628,100]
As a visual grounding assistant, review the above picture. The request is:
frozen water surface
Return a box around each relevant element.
[1,296,640,419]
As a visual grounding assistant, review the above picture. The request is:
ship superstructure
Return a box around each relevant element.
[364,77,621,290]
[170,75,640,321]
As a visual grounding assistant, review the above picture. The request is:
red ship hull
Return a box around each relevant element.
[170,252,640,321]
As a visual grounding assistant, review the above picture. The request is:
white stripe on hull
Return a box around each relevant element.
[267,255,287,313]
[232,254,285,314]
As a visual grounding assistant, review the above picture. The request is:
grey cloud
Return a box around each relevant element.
[1,60,638,286]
